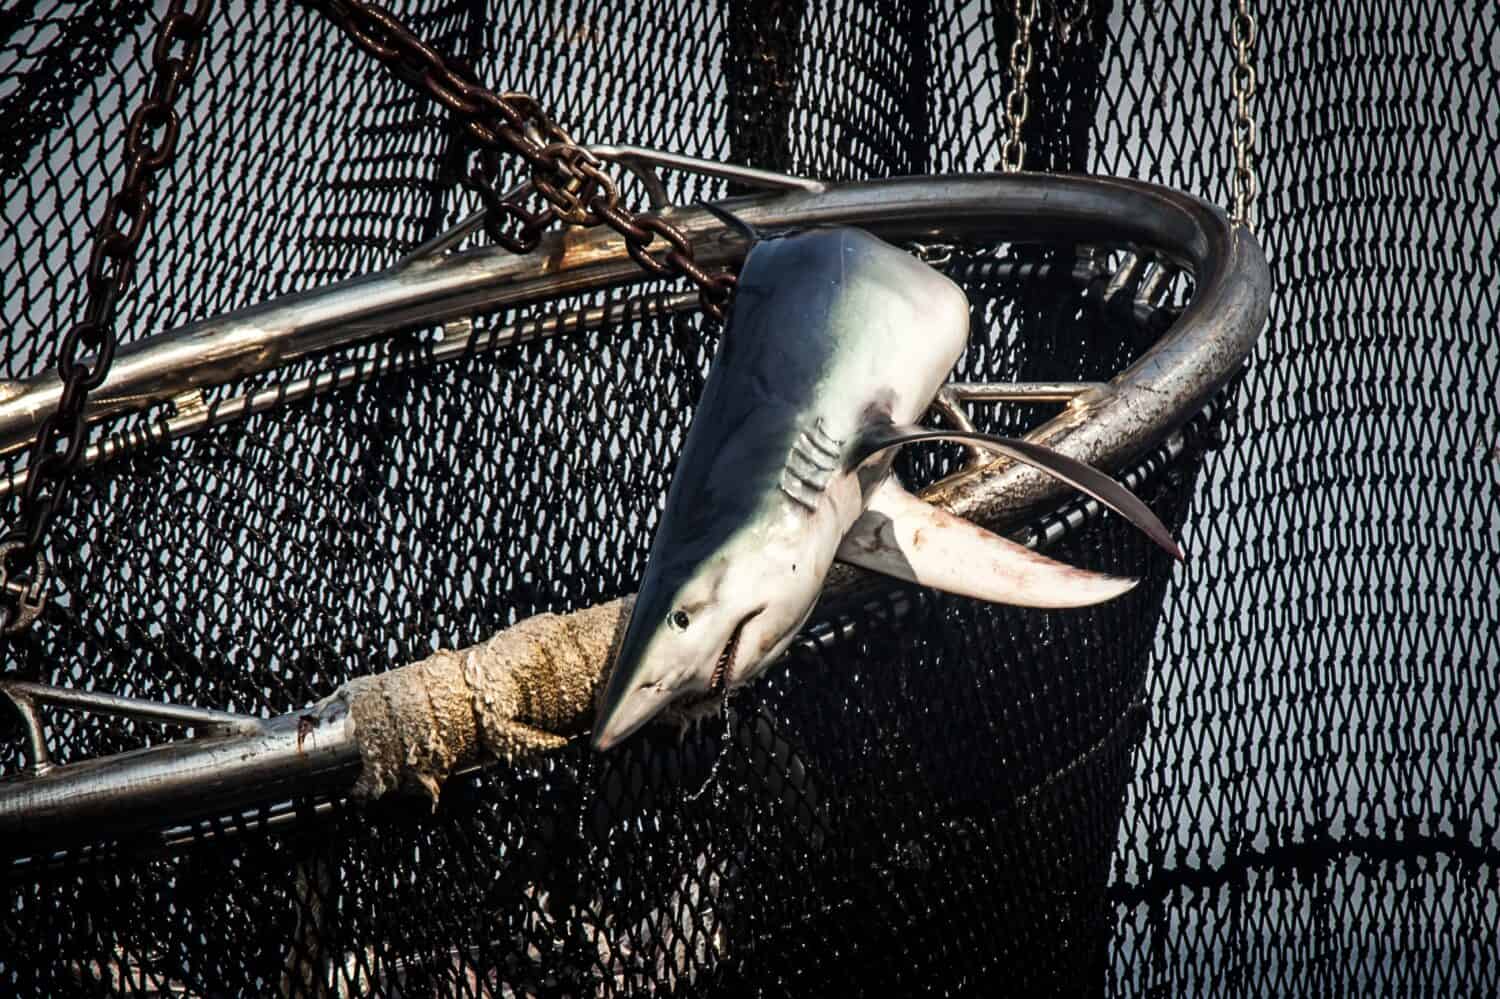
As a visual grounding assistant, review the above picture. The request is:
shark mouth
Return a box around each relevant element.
[673,608,765,721]
[708,613,751,697]
[693,607,763,710]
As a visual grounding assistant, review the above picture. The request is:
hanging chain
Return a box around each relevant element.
[1228,0,1259,230]
[0,0,213,636]
[1051,0,1091,47]
[1001,0,1038,173]
[304,0,738,320]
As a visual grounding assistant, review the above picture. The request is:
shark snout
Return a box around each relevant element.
[591,603,769,752]
[591,680,675,752]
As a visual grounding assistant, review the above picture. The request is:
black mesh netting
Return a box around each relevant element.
[1,1,1496,995]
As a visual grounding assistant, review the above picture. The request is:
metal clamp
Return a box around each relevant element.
[0,541,47,635]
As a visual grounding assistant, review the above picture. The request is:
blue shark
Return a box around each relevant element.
[591,223,1180,750]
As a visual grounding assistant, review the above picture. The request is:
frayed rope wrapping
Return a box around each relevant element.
[315,598,634,803]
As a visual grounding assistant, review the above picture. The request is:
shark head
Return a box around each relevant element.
[591,505,829,751]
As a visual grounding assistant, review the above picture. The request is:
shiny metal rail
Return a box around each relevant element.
[0,170,1270,856]
[0,171,1260,474]
[0,144,823,458]
[0,697,359,854]
[0,292,703,498]
[2,680,265,778]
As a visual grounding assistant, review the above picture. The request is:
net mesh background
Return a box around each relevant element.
[1,1,1496,995]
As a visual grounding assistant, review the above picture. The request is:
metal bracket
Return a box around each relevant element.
[928,386,985,467]
[907,241,956,268]
[1,679,265,778]
[0,541,47,635]
[589,145,826,209]
[1,684,49,777]
[169,389,207,420]
[1101,249,1145,308]
[396,179,530,267]
[1086,249,1185,333]
[930,381,1110,472]
[399,146,825,268]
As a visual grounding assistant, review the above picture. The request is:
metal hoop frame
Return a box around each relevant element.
[0,162,1270,857]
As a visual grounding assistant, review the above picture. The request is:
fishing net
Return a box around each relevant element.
[1,1,1496,995]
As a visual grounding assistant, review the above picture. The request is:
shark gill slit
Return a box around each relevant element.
[788,444,833,475]
[779,420,849,512]
[784,463,826,492]
[806,421,845,460]
[778,479,819,511]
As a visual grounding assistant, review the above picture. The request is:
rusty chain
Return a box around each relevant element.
[3,0,740,635]
[1,0,213,635]
[1001,0,1038,172]
[305,0,738,319]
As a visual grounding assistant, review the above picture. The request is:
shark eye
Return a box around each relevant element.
[669,609,691,631]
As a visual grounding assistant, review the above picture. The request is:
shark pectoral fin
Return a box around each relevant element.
[838,480,1138,607]
[846,424,1184,560]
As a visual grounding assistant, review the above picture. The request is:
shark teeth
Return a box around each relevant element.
[707,625,739,695]
[708,612,754,696]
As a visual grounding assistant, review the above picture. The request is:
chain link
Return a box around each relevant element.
[306,0,737,321]
[1051,0,1091,46]
[0,0,213,635]
[1229,0,1259,230]
[1001,0,1038,173]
